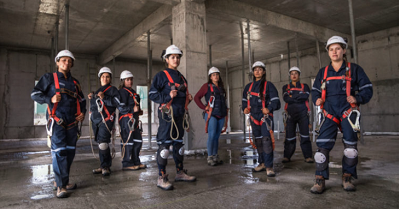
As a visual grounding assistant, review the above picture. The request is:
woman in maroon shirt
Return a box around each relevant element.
[194,67,228,166]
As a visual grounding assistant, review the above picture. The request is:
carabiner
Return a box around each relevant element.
[209,96,215,108]
[46,118,55,137]
[315,111,325,134]
[128,117,136,132]
[282,111,288,126]
[96,98,103,113]
[347,109,361,132]
[264,115,272,131]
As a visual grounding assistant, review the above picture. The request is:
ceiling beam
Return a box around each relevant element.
[147,0,180,6]
[205,0,351,45]
[98,4,172,65]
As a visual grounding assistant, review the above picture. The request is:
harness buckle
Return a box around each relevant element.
[263,115,272,130]
[347,109,361,132]
[56,118,64,126]
[315,111,325,134]
[110,115,114,121]
[73,92,78,98]
[321,80,327,90]
[282,111,289,127]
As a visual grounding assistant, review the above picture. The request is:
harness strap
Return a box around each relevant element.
[47,72,81,127]
[123,88,139,105]
[99,86,113,122]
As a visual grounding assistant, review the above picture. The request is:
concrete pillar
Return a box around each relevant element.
[172,0,207,150]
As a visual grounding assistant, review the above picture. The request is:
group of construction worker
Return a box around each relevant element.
[31,35,372,198]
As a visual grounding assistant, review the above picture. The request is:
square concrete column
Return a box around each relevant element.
[172,0,207,150]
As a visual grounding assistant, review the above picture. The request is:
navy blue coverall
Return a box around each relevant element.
[311,62,373,179]
[31,71,86,188]
[242,79,281,168]
[282,82,313,160]
[89,84,121,169]
[118,87,143,167]
[149,68,188,176]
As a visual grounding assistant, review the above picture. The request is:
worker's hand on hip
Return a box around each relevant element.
[75,113,85,122]
[170,90,177,98]
[205,105,210,111]
[347,96,357,104]
[262,108,270,115]
[188,94,193,101]
[316,98,323,106]
[243,108,250,114]
[51,94,61,103]
[134,105,139,112]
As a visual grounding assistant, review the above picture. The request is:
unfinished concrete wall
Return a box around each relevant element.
[228,26,399,133]
[0,47,164,139]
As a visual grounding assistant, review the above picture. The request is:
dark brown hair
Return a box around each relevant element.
[208,73,225,93]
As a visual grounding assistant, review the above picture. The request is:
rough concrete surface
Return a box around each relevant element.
[0,134,398,208]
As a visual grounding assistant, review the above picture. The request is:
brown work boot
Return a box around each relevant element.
[252,163,266,172]
[282,157,290,163]
[310,175,325,194]
[122,165,140,171]
[342,173,356,191]
[102,167,111,176]
[139,164,147,169]
[266,168,275,177]
[157,174,173,190]
[92,167,102,174]
[175,169,196,182]
[305,158,314,163]
[53,182,77,191]
[56,187,68,198]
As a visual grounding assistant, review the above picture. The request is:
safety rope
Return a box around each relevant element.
[88,98,99,160]
[121,116,135,159]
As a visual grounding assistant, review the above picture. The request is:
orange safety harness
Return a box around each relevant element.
[205,84,229,133]
[246,81,275,150]
[119,87,141,159]
[159,70,190,133]
[47,72,82,130]
[284,83,310,112]
[315,62,360,134]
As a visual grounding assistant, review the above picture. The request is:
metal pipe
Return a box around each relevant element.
[51,37,55,71]
[225,60,230,133]
[295,33,299,67]
[348,0,358,64]
[348,0,363,144]
[112,56,115,75]
[287,41,290,69]
[247,19,252,74]
[65,4,69,50]
[55,22,59,53]
[209,45,212,67]
[239,21,246,139]
[316,39,322,69]
[147,31,152,148]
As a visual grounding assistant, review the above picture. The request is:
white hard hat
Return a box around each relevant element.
[326,36,348,51]
[252,61,266,70]
[289,66,301,74]
[208,67,220,76]
[55,50,75,63]
[120,70,134,80]
[163,45,183,59]
[98,67,112,78]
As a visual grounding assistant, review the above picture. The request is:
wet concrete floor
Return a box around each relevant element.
[0,134,398,208]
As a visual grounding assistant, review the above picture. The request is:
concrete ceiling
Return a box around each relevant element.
[0,0,398,68]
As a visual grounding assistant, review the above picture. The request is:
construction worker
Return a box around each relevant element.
[118,70,147,171]
[88,67,121,177]
[194,67,228,166]
[149,45,196,190]
[310,36,373,194]
[281,66,314,163]
[242,61,281,177]
[31,50,86,198]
